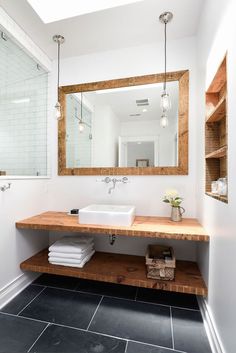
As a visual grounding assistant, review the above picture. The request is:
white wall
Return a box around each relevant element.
[48,36,198,261]
[121,120,177,166]
[93,105,119,167]
[196,1,236,352]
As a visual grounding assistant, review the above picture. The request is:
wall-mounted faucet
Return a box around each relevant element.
[97,176,129,194]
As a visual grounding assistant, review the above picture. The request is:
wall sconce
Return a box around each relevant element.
[53,34,65,120]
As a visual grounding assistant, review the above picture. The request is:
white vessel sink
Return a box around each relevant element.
[79,204,136,227]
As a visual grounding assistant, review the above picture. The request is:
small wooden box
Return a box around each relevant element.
[146,245,176,281]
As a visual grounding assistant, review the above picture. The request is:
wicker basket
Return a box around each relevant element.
[146,245,176,281]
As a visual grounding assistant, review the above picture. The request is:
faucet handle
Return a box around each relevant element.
[122,177,129,183]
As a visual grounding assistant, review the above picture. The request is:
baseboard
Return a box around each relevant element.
[197,296,225,353]
[0,272,39,309]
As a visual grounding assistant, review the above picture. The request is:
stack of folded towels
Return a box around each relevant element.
[48,236,95,268]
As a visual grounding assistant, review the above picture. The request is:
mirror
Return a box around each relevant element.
[58,70,189,175]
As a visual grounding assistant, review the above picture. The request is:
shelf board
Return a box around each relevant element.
[206,192,228,203]
[16,212,209,242]
[20,249,207,296]
[206,96,226,123]
[205,145,227,159]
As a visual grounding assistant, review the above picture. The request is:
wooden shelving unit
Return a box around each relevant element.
[16,212,209,296]
[205,55,228,202]
[20,249,207,296]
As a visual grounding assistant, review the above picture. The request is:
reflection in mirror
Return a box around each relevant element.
[65,81,178,168]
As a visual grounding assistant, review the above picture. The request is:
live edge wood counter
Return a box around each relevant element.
[17,212,209,296]
[16,211,209,242]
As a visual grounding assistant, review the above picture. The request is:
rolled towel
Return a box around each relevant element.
[49,245,94,260]
[49,250,95,268]
[49,236,94,254]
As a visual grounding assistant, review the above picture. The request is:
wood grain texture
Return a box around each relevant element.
[58,70,189,176]
[205,145,227,159]
[16,211,209,242]
[20,249,207,296]
[206,95,226,123]
[205,54,228,202]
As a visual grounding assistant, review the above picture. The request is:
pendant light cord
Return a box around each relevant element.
[164,21,167,92]
[81,92,83,122]
[57,41,60,102]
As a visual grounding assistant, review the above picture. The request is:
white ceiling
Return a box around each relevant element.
[0,0,204,59]
[80,80,178,124]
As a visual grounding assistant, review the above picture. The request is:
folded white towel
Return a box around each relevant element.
[49,250,95,268]
[49,236,94,254]
[49,245,94,260]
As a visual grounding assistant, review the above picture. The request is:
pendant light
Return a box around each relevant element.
[160,112,169,128]
[53,34,65,120]
[79,92,85,133]
[159,12,173,121]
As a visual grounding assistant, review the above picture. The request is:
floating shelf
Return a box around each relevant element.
[206,192,228,204]
[206,96,226,123]
[20,249,207,296]
[205,145,227,159]
[16,211,210,242]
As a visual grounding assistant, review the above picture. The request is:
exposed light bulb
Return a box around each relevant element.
[160,113,169,128]
[160,91,171,111]
[55,101,62,120]
[79,122,84,132]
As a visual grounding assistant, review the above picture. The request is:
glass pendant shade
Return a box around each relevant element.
[160,90,171,112]
[160,113,169,128]
[79,122,84,132]
[55,101,62,120]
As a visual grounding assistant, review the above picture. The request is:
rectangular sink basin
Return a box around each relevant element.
[79,204,136,227]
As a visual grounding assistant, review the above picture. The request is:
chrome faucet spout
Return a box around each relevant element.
[108,178,117,194]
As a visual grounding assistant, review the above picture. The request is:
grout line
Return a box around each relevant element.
[0,311,49,325]
[128,339,188,353]
[27,323,50,352]
[136,298,200,312]
[0,311,187,352]
[17,286,46,316]
[86,296,104,331]
[31,283,200,312]
[170,307,175,350]
[124,340,128,353]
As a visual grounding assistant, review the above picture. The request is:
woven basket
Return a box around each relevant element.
[146,245,176,281]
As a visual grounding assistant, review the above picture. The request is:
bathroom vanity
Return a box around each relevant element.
[16,212,209,296]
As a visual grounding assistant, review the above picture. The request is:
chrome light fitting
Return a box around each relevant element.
[159,11,173,127]
[53,34,65,120]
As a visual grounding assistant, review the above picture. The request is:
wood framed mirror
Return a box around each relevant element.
[58,70,189,175]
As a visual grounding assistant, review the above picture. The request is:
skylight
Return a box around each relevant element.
[27,0,143,23]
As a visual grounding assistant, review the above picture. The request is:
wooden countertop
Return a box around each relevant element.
[16,211,209,242]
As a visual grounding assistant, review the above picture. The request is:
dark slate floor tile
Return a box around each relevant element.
[172,308,212,353]
[30,324,126,353]
[137,288,199,310]
[89,297,172,348]
[126,341,183,353]
[33,273,79,290]
[1,285,44,315]
[0,312,46,353]
[20,287,101,329]
[76,279,137,299]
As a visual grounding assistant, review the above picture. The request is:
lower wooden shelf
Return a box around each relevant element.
[21,249,207,296]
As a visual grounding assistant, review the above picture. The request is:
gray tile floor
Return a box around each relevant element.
[0,274,212,353]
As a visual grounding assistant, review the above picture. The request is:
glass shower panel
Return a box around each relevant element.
[0,30,48,176]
